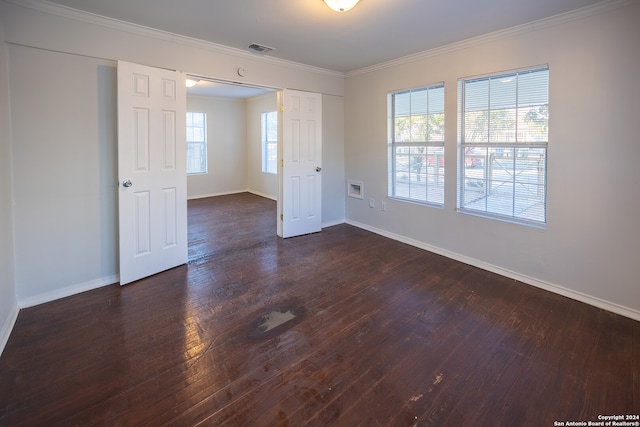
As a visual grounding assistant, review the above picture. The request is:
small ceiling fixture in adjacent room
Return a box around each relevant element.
[248,43,275,55]
[185,78,199,88]
[323,0,360,12]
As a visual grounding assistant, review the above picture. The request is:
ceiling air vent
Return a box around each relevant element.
[248,43,275,55]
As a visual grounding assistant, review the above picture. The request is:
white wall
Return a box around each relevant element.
[344,1,640,319]
[187,95,248,199]
[322,94,346,227]
[0,19,18,356]
[0,0,344,305]
[246,92,279,199]
[0,1,344,97]
[8,45,118,305]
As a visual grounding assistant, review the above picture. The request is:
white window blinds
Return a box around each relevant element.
[458,67,549,225]
[186,112,207,175]
[390,84,445,206]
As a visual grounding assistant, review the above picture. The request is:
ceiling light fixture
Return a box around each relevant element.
[185,78,199,88]
[323,0,360,12]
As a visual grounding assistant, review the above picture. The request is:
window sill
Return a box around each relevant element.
[456,208,546,229]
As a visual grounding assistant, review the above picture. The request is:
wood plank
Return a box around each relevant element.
[0,193,637,426]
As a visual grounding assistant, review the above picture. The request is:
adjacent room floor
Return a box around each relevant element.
[1,192,638,426]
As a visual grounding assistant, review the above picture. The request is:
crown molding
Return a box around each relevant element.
[4,0,345,78]
[5,0,632,79]
[346,0,633,78]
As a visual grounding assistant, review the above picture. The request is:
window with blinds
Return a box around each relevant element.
[389,84,445,206]
[261,111,278,174]
[186,112,207,175]
[458,67,549,225]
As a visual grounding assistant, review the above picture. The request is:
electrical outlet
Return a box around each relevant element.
[381,202,386,211]
[369,198,375,208]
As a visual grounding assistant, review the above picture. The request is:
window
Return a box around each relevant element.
[458,67,549,225]
[186,112,207,174]
[262,111,278,174]
[389,84,445,205]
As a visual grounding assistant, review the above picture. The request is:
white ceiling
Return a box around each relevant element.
[42,0,604,73]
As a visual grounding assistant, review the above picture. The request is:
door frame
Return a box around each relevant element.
[183,73,287,234]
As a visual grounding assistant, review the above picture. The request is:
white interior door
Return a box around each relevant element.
[279,89,322,238]
[117,60,187,285]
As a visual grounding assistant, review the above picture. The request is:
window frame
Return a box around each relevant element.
[261,111,278,175]
[186,111,207,175]
[457,66,549,227]
[388,82,445,207]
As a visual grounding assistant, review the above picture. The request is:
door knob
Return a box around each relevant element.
[122,179,133,188]
[316,167,322,172]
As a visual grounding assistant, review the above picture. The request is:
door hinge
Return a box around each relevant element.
[280,213,283,221]
[280,159,284,167]
[280,105,284,112]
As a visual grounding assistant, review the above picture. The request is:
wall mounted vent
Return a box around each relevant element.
[347,180,364,199]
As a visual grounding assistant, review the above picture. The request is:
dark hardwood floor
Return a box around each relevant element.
[1,192,638,426]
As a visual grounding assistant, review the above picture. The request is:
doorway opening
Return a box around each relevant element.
[184,74,280,219]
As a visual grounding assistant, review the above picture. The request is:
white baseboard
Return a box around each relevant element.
[247,190,277,201]
[187,190,249,200]
[346,219,640,322]
[322,218,346,229]
[0,302,19,357]
[188,190,279,202]
[17,274,119,309]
